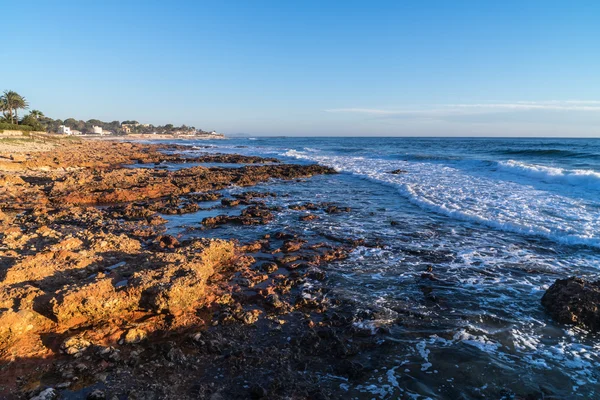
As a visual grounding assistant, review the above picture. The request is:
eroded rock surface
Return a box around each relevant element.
[0,141,381,399]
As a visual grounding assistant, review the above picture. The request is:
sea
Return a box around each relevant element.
[157,137,600,399]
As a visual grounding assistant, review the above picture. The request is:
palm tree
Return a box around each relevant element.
[30,109,44,119]
[0,97,9,122]
[0,91,29,124]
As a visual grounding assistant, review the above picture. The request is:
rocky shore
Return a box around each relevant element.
[0,140,386,399]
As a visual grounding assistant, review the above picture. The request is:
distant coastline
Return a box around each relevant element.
[87,133,227,141]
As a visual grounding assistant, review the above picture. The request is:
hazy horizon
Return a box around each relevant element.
[5,1,600,137]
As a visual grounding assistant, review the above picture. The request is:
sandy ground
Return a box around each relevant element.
[0,136,74,156]
[0,134,224,160]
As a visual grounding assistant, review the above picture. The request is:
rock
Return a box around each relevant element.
[289,202,319,211]
[282,239,306,253]
[324,205,351,214]
[239,310,261,324]
[388,169,407,174]
[541,277,600,331]
[155,234,180,249]
[87,389,106,400]
[249,384,268,398]
[299,214,318,221]
[261,262,279,273]
[124,328,147,344]
[30,388,57,400]
[166,346,187,364]
[61,336,91,356]
[265,294,285,310]
[221,198,241,207]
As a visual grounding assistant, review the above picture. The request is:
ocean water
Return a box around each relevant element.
[162,137,600,399]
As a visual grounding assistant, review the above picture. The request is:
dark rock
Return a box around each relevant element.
[155,235,180,249]
[221,198,241,207]
[87,389,106,400]
[541,277,600,331]
[249,384,268,399]
[260,262,279,273]
[389,169,407,174]
[324,205,351,214]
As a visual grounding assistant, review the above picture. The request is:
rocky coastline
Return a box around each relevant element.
[0,140,385,399]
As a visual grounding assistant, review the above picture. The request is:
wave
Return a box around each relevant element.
[496,148,591,158]
[282,150,600,249]
[399,154,463,162]
[497,160,600,190]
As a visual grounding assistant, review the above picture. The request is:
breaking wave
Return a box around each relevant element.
[282,150,600,248]
[497,160,600,190]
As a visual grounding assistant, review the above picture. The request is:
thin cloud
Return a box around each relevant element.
[325,101,600,117]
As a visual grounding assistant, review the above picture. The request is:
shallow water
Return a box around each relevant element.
[158,137,600,399]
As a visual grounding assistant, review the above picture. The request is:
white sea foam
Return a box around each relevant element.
[497,160,600,190]
[282,150,600,248]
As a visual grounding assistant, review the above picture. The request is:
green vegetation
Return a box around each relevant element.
[0,89,214,136]
[1,90,29,125]
[0,122,36,132]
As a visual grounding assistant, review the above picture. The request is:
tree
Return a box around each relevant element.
[0,91,29,124]
[30,109,44,119]
[20,113,44,131]
[0,97,9,122]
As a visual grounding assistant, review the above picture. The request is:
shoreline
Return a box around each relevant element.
[85,133,227,141]
[0,139,375,399]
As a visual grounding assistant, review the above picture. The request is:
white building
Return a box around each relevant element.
[58,125,72,135]
[92,126,103,135]
[71,130,82,136]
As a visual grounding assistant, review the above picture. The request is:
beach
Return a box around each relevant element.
[0,137,599,399]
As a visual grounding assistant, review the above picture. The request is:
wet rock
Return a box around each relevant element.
[202,204,274,227]
[388,169,407,174]
[274,231,296,240]
[336,359,367,379]
[221,198,241,207]
[299,214,318,221]
[541,277,600,331]
[260,262,279,273]
[249,384,268,399]
[282,239,306,253]
[30,388,57,400]
[324,205,351,214]
[289,203,319,211]
[306,268,327,281]
[233,191,277,201]
[87,389,106,400]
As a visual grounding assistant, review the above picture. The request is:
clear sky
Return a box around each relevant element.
[4,0,600,137]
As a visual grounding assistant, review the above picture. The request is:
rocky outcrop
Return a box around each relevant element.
[0,141,368,399]
[541,277,600,331]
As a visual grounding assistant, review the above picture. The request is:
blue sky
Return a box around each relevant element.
[4,0,600,136]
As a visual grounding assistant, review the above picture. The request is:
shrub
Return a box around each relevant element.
[0,123,36,132]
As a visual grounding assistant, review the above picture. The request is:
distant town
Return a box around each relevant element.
[0,90,224,138]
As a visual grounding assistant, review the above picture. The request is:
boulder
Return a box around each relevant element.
[541,277,600,331]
